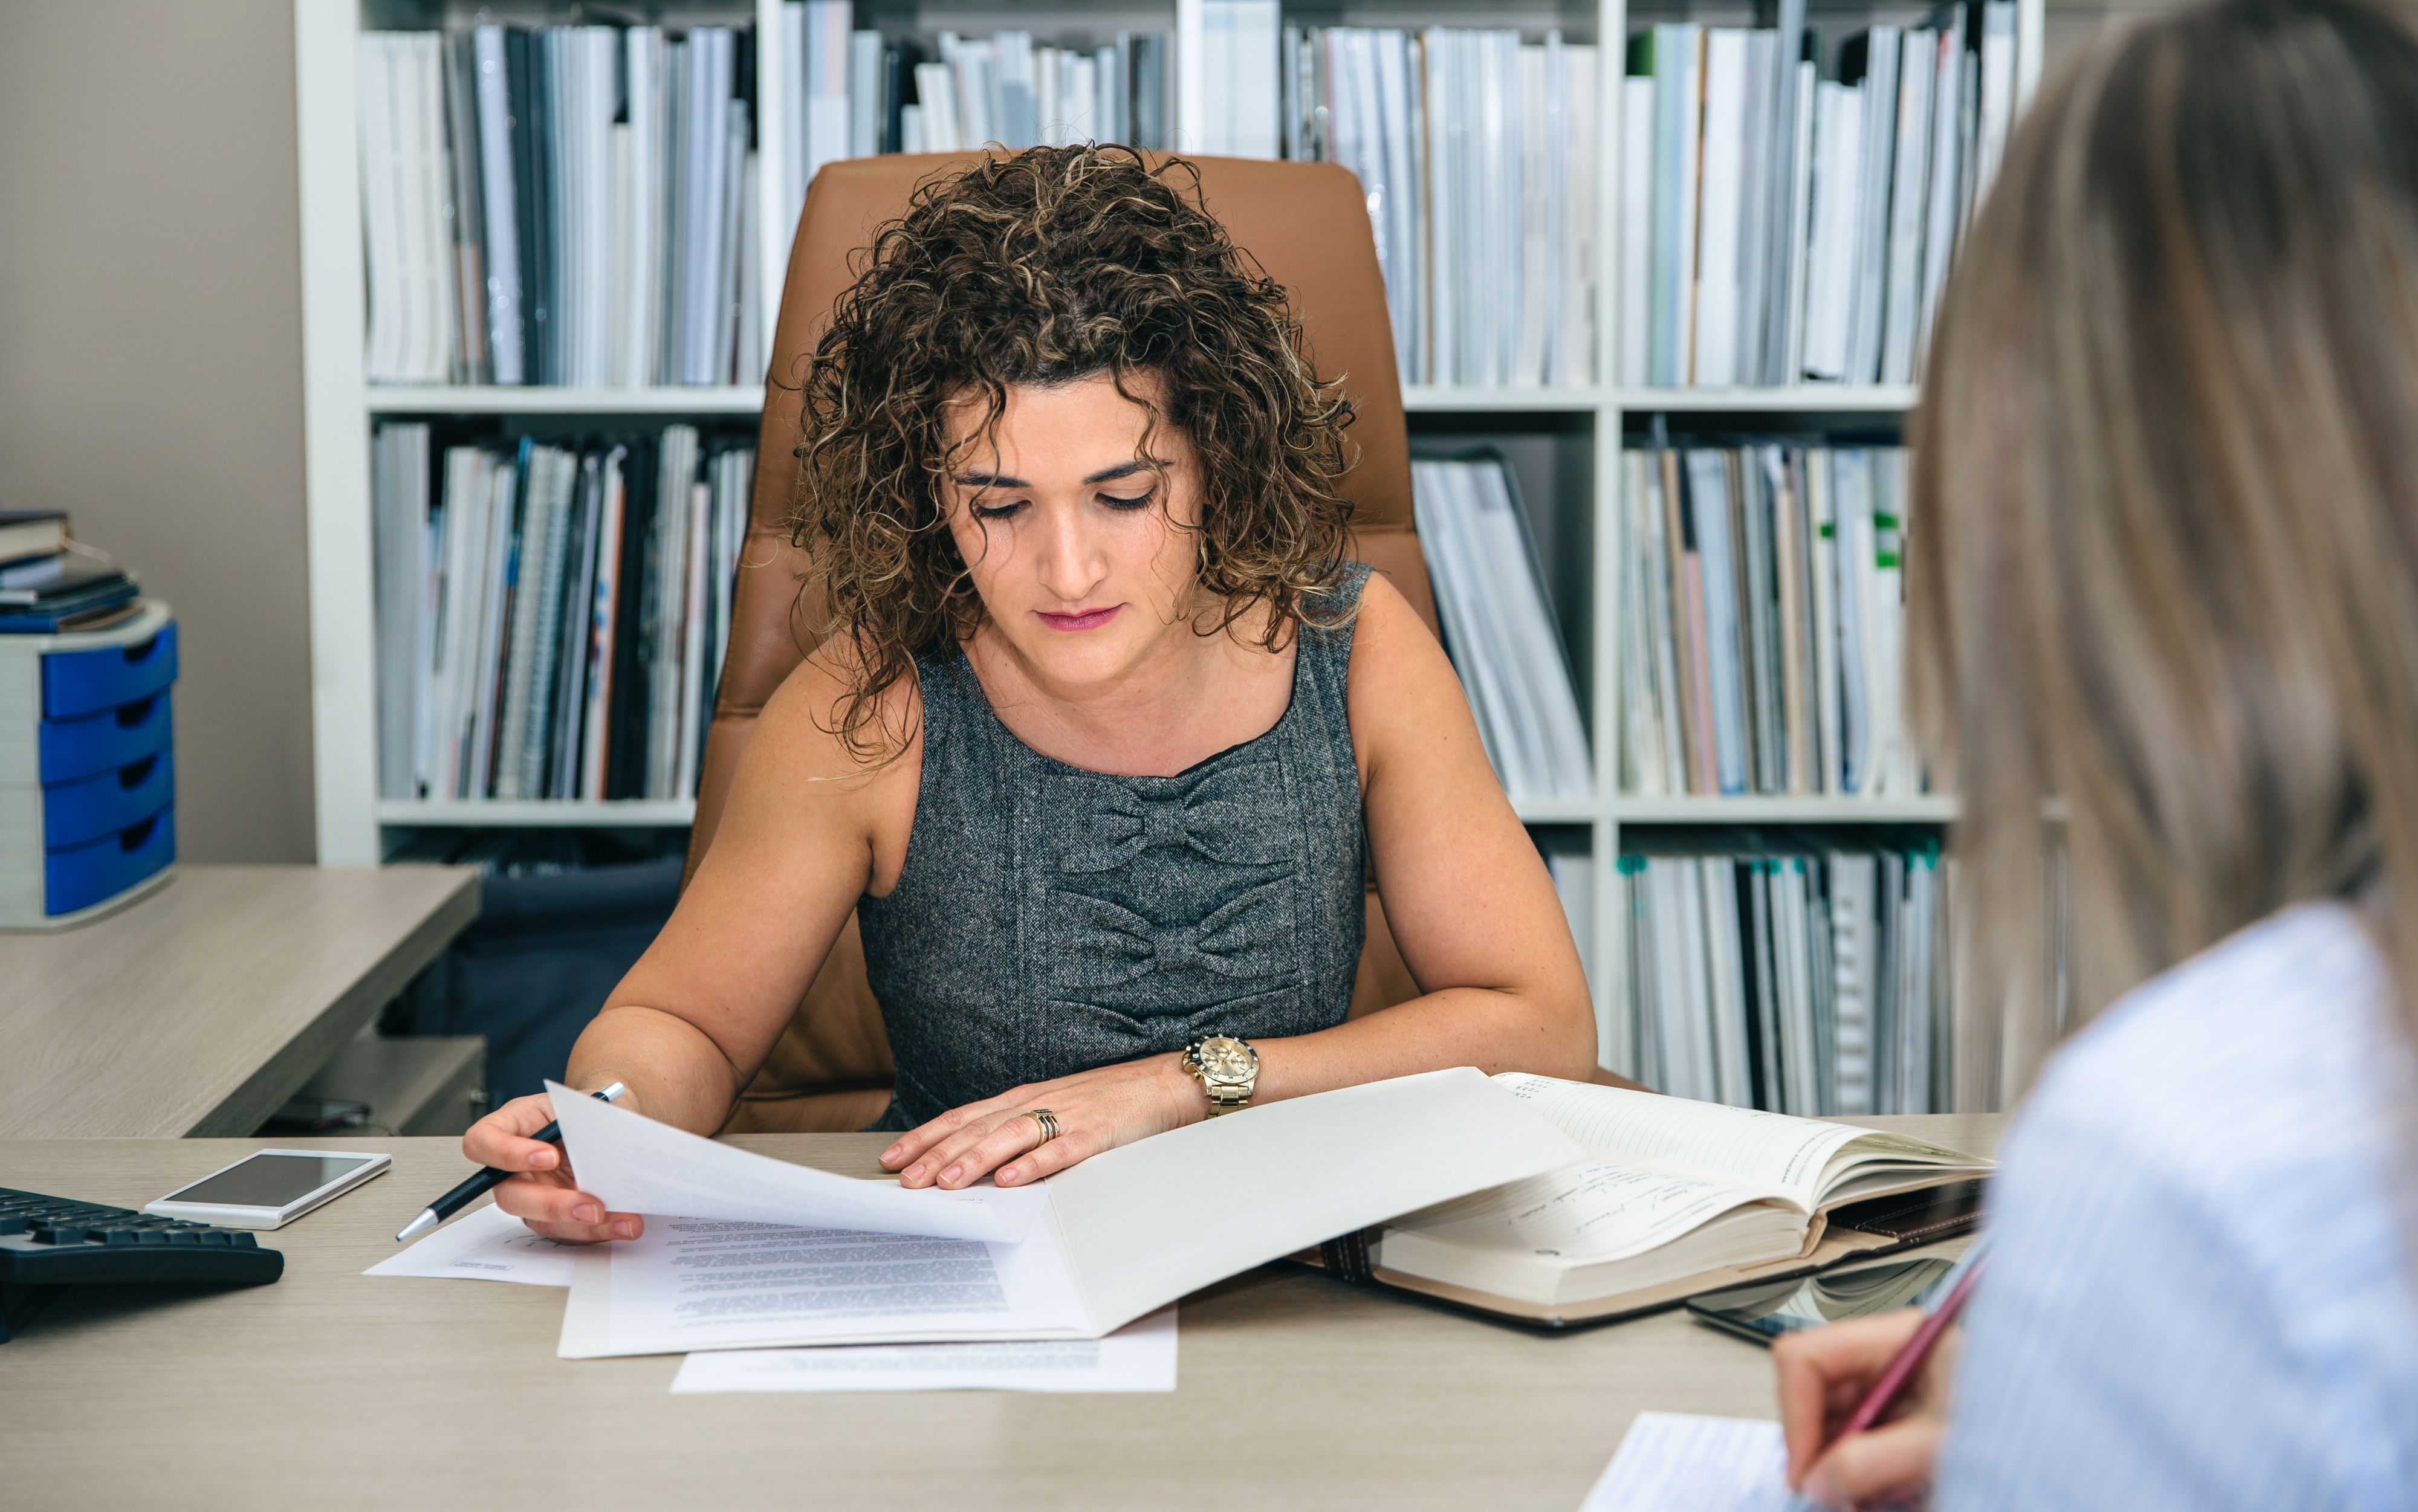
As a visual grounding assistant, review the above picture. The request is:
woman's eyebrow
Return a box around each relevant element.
[951,459,1156,488]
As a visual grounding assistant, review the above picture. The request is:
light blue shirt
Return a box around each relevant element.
[1940,901,2418,1511]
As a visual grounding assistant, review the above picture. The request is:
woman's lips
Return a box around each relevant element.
[1036,605,1121,632]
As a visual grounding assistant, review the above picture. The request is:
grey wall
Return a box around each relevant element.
[0,0,317,864]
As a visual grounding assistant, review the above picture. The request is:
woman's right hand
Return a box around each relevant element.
[1774,1308,1960,1510]
[461,1091,644,1244]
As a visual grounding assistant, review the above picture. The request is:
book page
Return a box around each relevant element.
[1045,1067,1587,1333]
[669,1307,1176,1395]
[569,1210,1091,1358]
[546,1079,1044,1244]
[1395,1164,1790,1266]
[1494,1073,1869,1212]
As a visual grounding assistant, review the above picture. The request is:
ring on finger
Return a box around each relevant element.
[1023,1108,1060,1147]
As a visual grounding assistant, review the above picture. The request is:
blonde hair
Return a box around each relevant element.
[1911,0,2418,1107]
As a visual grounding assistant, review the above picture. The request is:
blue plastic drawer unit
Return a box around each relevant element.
[41,619,177,719]
[37,691,171,784]
[45,807,177,918]
[0,603,179,928]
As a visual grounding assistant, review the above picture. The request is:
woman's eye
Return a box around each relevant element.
[972,500,1026,522]
[1099,492,1153,511]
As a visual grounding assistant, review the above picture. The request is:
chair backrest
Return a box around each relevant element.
[686,152,1436,1132]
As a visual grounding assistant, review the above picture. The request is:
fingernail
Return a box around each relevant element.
[998,1168,1019,1185]
[614,1220,639,1240]
[574,1203,602,1224]
[941,1165,963,1186]
[904,1163,926,1183]
[881,1145,902,1164]
[530,1148,554,1168]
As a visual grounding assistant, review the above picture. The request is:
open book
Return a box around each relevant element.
[547,1068,1586,1358]
[1307,1073,1991,1329]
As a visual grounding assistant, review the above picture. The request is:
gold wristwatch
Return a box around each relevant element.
[1181,1035,1259,1116]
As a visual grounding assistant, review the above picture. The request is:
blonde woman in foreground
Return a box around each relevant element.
[1776,1,2418,1507]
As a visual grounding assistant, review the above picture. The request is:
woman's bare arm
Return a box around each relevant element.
[1250,570,1600,1097]
[461,650,917,1239]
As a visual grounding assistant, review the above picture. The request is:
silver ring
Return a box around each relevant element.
[1024,1108,1060,1146]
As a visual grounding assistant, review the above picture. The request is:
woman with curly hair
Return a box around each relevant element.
[463,147,1599,1241]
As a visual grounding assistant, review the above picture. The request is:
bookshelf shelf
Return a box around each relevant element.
[366,386,768,416]
[1403,386,1606,413]
[374,800,699,827]
[1610,795,1957,824]
[1612,385,1920,413]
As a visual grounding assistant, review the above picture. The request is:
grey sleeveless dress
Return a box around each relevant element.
[857,563,1372,1132]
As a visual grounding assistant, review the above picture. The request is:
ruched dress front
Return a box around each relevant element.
[857,564,1372,1132]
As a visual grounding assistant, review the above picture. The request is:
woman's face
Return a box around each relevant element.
[941,371,1204,690]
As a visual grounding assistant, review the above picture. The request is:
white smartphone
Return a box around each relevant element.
[145,1149,392,1230]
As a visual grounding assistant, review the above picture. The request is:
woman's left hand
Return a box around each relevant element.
[879,1053,1203,1189]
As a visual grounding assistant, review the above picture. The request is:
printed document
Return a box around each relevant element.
[363,1202,576,1287]
[556,1067,1585,1357]
[546,1080,1044,1243]
[1580,1413,1814,1512]
[669,1306,1177,1394]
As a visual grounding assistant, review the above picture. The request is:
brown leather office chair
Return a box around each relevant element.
[687,152,1443,1134]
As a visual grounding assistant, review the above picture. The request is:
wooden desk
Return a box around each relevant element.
[0,864,479,1138]
[0,1114,2002,1511]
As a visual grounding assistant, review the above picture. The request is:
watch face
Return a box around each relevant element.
[1195,1038,1256,1083]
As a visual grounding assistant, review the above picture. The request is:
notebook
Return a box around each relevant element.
[1297,1073,1989,1329]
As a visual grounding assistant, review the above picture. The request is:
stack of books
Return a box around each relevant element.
[1413,454,1591,803]
[1618,5,2020,389]
[0,512,139,634]
[359,24,760,388]
[780,4,1175,225]
[1616,442,1921,798]
[893,30,1174,160]
[1620,839,1948,1117]
[371,423,754,804]
[1280,26,1600,388]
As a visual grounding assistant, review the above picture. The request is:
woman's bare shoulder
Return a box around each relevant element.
[744,634,926,795]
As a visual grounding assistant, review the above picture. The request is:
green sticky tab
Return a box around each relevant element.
[1617,855,1645,875]
[1876,552,1901,568]
[1817,523,1835,538]
[1872,512,1901,528]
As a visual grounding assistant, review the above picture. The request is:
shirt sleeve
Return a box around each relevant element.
[1937,1095,2372,1512]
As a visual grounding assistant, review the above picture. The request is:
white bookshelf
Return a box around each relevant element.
[297,0,2043,1079]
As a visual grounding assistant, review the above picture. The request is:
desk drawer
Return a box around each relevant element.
[46,806,175,917]
[44,751,173,850]
[38,691,171,784]
[42,621,178,719]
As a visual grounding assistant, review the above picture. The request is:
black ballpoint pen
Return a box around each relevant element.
[394,1082,627,1242]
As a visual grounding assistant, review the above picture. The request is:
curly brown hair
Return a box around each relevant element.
[787,145,1358,760]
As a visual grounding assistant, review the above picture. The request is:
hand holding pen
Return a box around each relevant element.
[400,1083,638,1245]
[1774,1237,1991,1510]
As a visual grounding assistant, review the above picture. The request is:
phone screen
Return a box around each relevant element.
[163,1153,379,1209]
[1687,1255,1957,1343]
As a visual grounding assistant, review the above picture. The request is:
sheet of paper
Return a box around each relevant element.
[563,1207,1091,1358]
[362,1202,577,1287]
[545,1079,1044,1244]
[668,1306,1177,1394]
[1044,1066,1588,1333]
[1581,1413,1812,1512]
